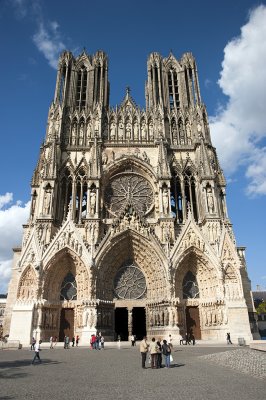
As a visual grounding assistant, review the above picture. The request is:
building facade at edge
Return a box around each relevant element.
[4,50,259,345]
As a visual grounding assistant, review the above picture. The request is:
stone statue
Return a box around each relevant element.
[207,187,214,213]
[86,120,92,140]
[79,123,84,145]
[43,190,51,214]
[71,124,77,145]
[162,188,169,214]
[110,121,116,140]
[102,151,108,165]
[90,191,96,215]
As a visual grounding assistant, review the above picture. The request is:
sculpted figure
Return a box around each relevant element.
[86,120,92,140]
[43,190,51,214]
[207,187,215,213]
[79,123,84,145]
[90,191,96,215]
[71,124,77,145]
[110,121,116,140]
[162,188,169,214]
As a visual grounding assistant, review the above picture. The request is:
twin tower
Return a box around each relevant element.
[4,50,258,345]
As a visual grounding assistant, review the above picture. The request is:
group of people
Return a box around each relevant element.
[140,335,173,369]
[179,332,196,345]
[64,335,79,349]
[90,332,104,349]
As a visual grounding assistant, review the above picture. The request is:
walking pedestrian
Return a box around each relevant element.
[101,335,105,349]
[72,336,75,347]
[139,336,149,369]
[131,334,135,347]
[32,340,42,364]
[226,332,232,344]
[76,335,79,346]
[49,336,53,349]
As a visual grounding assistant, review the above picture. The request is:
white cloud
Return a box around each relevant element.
[0,192,13,209]
[0,194,30,293]
[0,260,12,293]
[33,21,66,69]
[210,5,266,196]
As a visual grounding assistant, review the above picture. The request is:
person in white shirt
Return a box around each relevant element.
[32,340,42,364]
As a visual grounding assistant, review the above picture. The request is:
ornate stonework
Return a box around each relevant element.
[4,50,259,345]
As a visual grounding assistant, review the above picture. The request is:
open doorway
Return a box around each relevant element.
[59,308,74,341]
[132,307,146,340]
[115,308,128,340]
[185,306,201,339]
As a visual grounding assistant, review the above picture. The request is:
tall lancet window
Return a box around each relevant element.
[184,169,198,222]
[94,65,102,103]
[168,68,180,109]
[76,66,87,109]
[182,271,199,299]
[59,65,67,104]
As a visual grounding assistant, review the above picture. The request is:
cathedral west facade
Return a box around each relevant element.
[4,50,258,345]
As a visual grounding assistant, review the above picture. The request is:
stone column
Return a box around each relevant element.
[128,308,133,339]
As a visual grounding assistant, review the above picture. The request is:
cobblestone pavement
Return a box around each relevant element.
[0,346,265,400]
[199,348,266,380]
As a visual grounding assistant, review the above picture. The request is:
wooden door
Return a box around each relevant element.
[186,306,201,339]
[59,308,74,341]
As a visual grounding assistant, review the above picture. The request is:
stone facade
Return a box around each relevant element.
[4,50,259,345]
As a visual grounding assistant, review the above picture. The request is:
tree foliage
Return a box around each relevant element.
[256,301,266,314]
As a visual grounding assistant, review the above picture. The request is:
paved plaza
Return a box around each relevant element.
[0,345,265,400]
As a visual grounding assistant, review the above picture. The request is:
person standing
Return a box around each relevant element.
[72,336,75,347]
[156,341,162,368]
[76,335,79,347]
[149,338,158,369]
[139,336,149,369]
[131,334,135,347]
[32,340,42,364]
[162,339,171,368]
[49,336,53,349]
[101,335,105,349]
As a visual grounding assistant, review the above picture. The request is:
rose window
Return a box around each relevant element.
[114,265,146,299]
[105,173,153,217]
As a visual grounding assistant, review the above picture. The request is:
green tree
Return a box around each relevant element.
[256,301,266,314]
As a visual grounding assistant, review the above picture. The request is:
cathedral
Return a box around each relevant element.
[4,50,258,345]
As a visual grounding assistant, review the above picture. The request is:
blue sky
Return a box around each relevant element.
[0,0,265,292]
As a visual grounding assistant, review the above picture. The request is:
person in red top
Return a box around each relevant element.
[76,335,79,346]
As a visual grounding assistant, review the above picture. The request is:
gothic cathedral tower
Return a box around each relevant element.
[4,50,258,345]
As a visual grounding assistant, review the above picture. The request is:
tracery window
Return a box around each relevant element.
[76,66,87,109]
[114,264,146,299]
[182,271,199,299]
[168,69,179,109]
[60,272,77,301]
[104,173,154,217]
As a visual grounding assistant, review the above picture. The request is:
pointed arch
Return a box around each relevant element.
[17,265,38,300]
[95,230,168,301]
[42,248,90,303]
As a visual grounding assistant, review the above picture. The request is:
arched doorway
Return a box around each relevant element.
[42,249,89,341]
[175,250,221,340]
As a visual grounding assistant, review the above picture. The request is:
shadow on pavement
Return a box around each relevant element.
[0,359,62,381]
